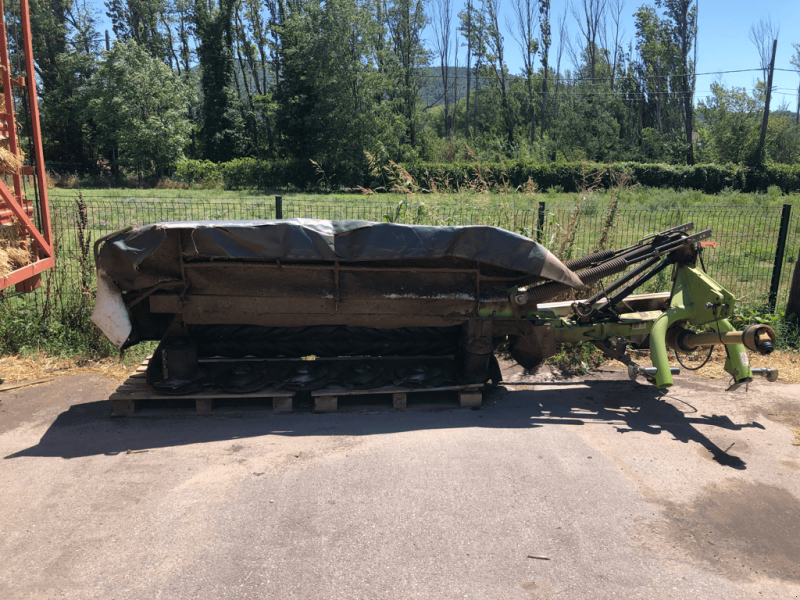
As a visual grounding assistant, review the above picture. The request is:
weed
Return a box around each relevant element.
[546,343,606,374]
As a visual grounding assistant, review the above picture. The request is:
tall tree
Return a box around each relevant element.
[571,0,607,82]
[602,0,625,90]
[30,0,99,171]
[749,17,779,84]
[459,0,486,139]
[105,0,168,60]
[86,39,194,177]
[484,0,513,143]
[538,0,550,139]
[656,0,697,164]
[431,0,454,138]
[510,0,539,143]
[458,0,473,137]
[635,5,675,135]
[791,43,800,125]
[385,0,429,146]
[193,0,245,162]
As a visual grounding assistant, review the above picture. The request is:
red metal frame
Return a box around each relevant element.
[0,0,54,293]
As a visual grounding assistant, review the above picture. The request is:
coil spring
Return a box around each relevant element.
[564,249,616,272]
[526,257,629,304]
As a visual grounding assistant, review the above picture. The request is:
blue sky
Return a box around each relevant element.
[464,0,800,107]
[90,0,800,107]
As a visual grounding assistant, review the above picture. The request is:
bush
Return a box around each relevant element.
[404,161,757,194]
[177,158,800,193]
[174,159,224,187]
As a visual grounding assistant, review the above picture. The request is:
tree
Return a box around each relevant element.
[458,0,474,137]
[105,0,169,60]
[602,0,625,90]
[538,0,550,139]
[696,83,760,163]
[431,0,455,138]
[571,0,607,83]
[85,40,195,176]
[384,0,429,147]
[656,0,697,165]
[459,0,486,139]
[30,0,99,171]
[749,17,779,83]
[791,43,800,125]
[635,5,676,136]
[484,0,513,143]
[273,0,404,174]
[193,0,246,162]
[509,0,538,143]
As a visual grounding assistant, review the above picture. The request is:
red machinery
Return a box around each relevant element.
[0,0,53,293]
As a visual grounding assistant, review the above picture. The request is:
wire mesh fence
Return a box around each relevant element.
[30,194,800,324]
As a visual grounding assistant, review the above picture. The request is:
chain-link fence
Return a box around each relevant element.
[38,194,800,321]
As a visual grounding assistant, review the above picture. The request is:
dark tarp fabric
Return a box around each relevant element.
[98,219,582,290]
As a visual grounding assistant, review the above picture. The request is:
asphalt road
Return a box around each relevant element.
[1,362,799,600]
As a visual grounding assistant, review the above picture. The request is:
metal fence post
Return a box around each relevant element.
[768,203,792,312]
[537,201,545,244]
[275,195,283,219]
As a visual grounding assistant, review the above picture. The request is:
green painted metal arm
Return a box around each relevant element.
[649,305,693,388]
[712,318,753,384]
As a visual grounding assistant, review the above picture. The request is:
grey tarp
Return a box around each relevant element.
[98,218,583,290]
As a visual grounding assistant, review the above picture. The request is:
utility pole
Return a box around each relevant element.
[757,39,778,163]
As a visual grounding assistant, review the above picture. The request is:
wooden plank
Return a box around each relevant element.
[315,396,337,413]
[273,397,293,414]
[458,391,482,408]
[111,398,136,417]
[311,384,482,397]
[111,376,295,401]
[392,392,407,410]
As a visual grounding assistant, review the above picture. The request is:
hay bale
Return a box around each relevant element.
[0,221,31,277]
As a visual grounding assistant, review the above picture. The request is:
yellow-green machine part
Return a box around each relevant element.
[492,224,778,390]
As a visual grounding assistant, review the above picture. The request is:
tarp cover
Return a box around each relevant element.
[99,218,582,290]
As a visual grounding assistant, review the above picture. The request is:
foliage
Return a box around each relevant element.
[26,0,800,178]
[84,40,195,177]
[174,159,223,186]
[730,307,800,350]
[169,157,800,193]
[193,0,246,161]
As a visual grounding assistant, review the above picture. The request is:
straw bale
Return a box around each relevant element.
[0,221,31,276]
[0,92,25,174]
[0,144,22,174]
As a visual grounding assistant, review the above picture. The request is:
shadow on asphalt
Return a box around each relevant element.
[6,378,762,469]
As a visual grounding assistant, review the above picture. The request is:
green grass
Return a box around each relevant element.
[48,184,800,208]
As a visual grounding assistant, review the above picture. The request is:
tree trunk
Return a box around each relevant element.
[540,67,547,139]
[787,249,800,318]
[473,66,478,139]
[796,82,800,125]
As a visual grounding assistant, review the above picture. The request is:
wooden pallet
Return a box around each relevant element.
[311,384,483,412]
[110,358,483,416]
[110,357,295,417]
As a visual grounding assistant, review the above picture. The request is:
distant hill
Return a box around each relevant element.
[419,66,472,107]
[226,63,476,108]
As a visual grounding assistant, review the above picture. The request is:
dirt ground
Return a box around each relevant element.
[0,360,799,600]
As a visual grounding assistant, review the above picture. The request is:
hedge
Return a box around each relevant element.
[173,158,800,194]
